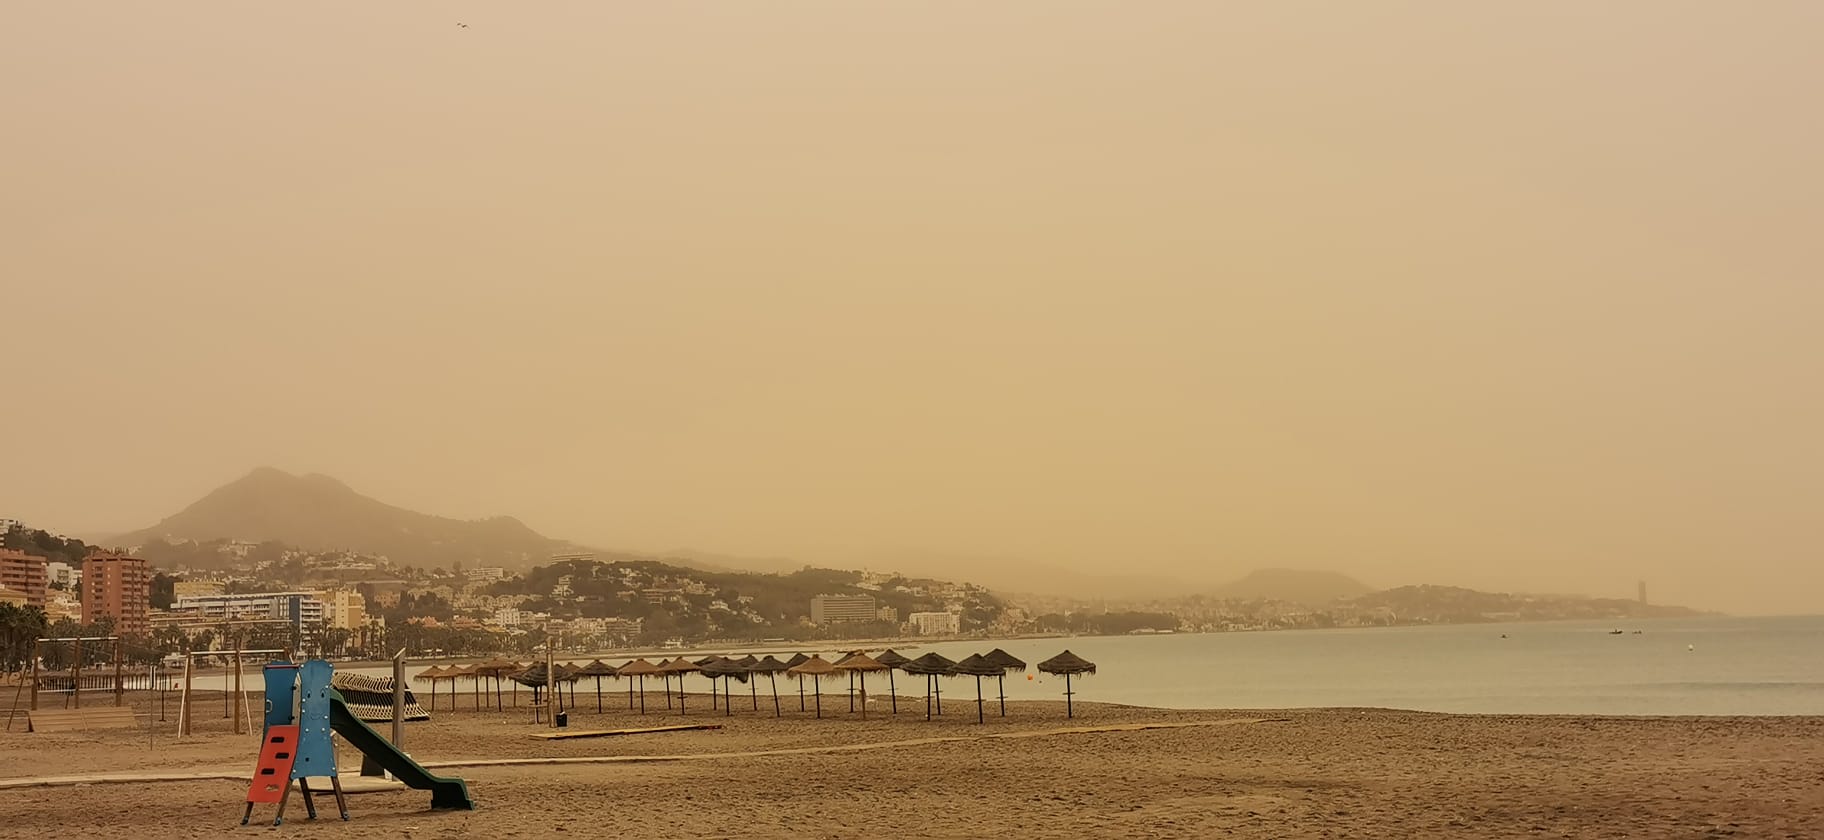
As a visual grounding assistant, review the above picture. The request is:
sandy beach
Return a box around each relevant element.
[2,687,1819,839]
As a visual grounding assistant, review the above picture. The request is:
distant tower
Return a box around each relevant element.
[1637,580,1647,606]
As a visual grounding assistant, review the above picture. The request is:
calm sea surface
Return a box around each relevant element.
[228,615,1822,716]
[899,615,1824,716]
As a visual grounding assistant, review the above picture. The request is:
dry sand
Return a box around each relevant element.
[2,688,1820,838]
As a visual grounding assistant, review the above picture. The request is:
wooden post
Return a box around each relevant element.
[27,639,40,711]
[114,639,124,707]
[392,649,406,747]
[545,638,557,728]
[1065,673,1073,718]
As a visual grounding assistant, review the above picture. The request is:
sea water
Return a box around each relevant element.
[229,615,1824,716]
[900,614,1824,715]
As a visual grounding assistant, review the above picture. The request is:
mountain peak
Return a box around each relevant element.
[114,469,569,568]
[1212,568,1373,606]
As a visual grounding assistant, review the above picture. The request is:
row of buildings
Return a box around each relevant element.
[808,594,960,636]
[2,548,151,633]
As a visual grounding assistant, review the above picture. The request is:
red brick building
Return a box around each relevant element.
[0,548,49,608]
[82,551,150,635]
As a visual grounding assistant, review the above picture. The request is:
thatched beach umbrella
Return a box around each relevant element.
[664,656,704,715]
[874,649,911,715]
[832,650,862,712]
[511,662,562,719]
[833,653,889,720]
[785,655,837,718]
[474,657,519,709]
[1036,650,1097,719]
[949,654,1006,725]
[981,648,1027,717]
[750,655,790,717]
[700,657,748,716]
[558,662,583,709]
[574,659,618,713]
[902,652,958,720]
[734,655,762,711]
[783,653,811,711]
[617,658,661,714]
[448,663,481,711]
[414,665,449,711]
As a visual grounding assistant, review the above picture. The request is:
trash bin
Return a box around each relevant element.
[556,711,568,728]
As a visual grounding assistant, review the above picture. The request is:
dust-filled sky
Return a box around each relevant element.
[4,3,1821,614]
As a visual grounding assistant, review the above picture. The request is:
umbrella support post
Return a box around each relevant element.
[814,680,821,719]
[859,672,867,721]
[679,677,687,716]
[638,676,646,715]
[770,673,781,717]
[750,678,758,712]
[976,675,984,725]
[888,669,897,715]
[798,676,805,712]
[998,674,1006,717]
[1065,673,1072,719]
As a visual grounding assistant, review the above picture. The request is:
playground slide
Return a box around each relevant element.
[327,689,476,810]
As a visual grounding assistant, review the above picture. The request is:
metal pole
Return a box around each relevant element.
[232,639,244,734]
[545,638,556,728]
[392,648,406,747]
[180,654,194,736]
[28,638,39,712]
[71,636,81,709]
[114,639,124,707]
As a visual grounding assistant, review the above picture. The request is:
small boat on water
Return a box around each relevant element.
[1608,629,1625,635]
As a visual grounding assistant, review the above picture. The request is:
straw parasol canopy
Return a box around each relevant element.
[414,665,450,711]
[1036,650,1098,718]
[466,657,516,709]
[833,653,889,720]
[749,655,791,717]
[949,654,1006,724]
[902,652,958,719]
[574,659,619,713]
[664,656,705,714]
[734,655,762,711]
[981,649,1027,717]
[617,657,662,714]
[444,663,480,711]
[783,652,812,711]
[785,655,837,718]
[700,657,750,716]
[874,649,913,714]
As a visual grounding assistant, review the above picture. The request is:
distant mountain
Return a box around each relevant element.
[1211,568,1374,605]
[112,467,574,569]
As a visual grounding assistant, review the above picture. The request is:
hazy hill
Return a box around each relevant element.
[112,467,572,569]
[1211,568,1374,605]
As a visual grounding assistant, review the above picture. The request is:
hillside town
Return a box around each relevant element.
[1,517,1702,674]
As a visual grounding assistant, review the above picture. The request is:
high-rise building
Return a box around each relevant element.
[0,549,49,608]
[908,611,960,636]
[810,594,877,625]
[1637,580,1647,605]
[325,589,366,631]
[82,551,151,634]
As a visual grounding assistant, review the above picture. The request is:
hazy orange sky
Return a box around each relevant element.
[4,3,1820,614]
